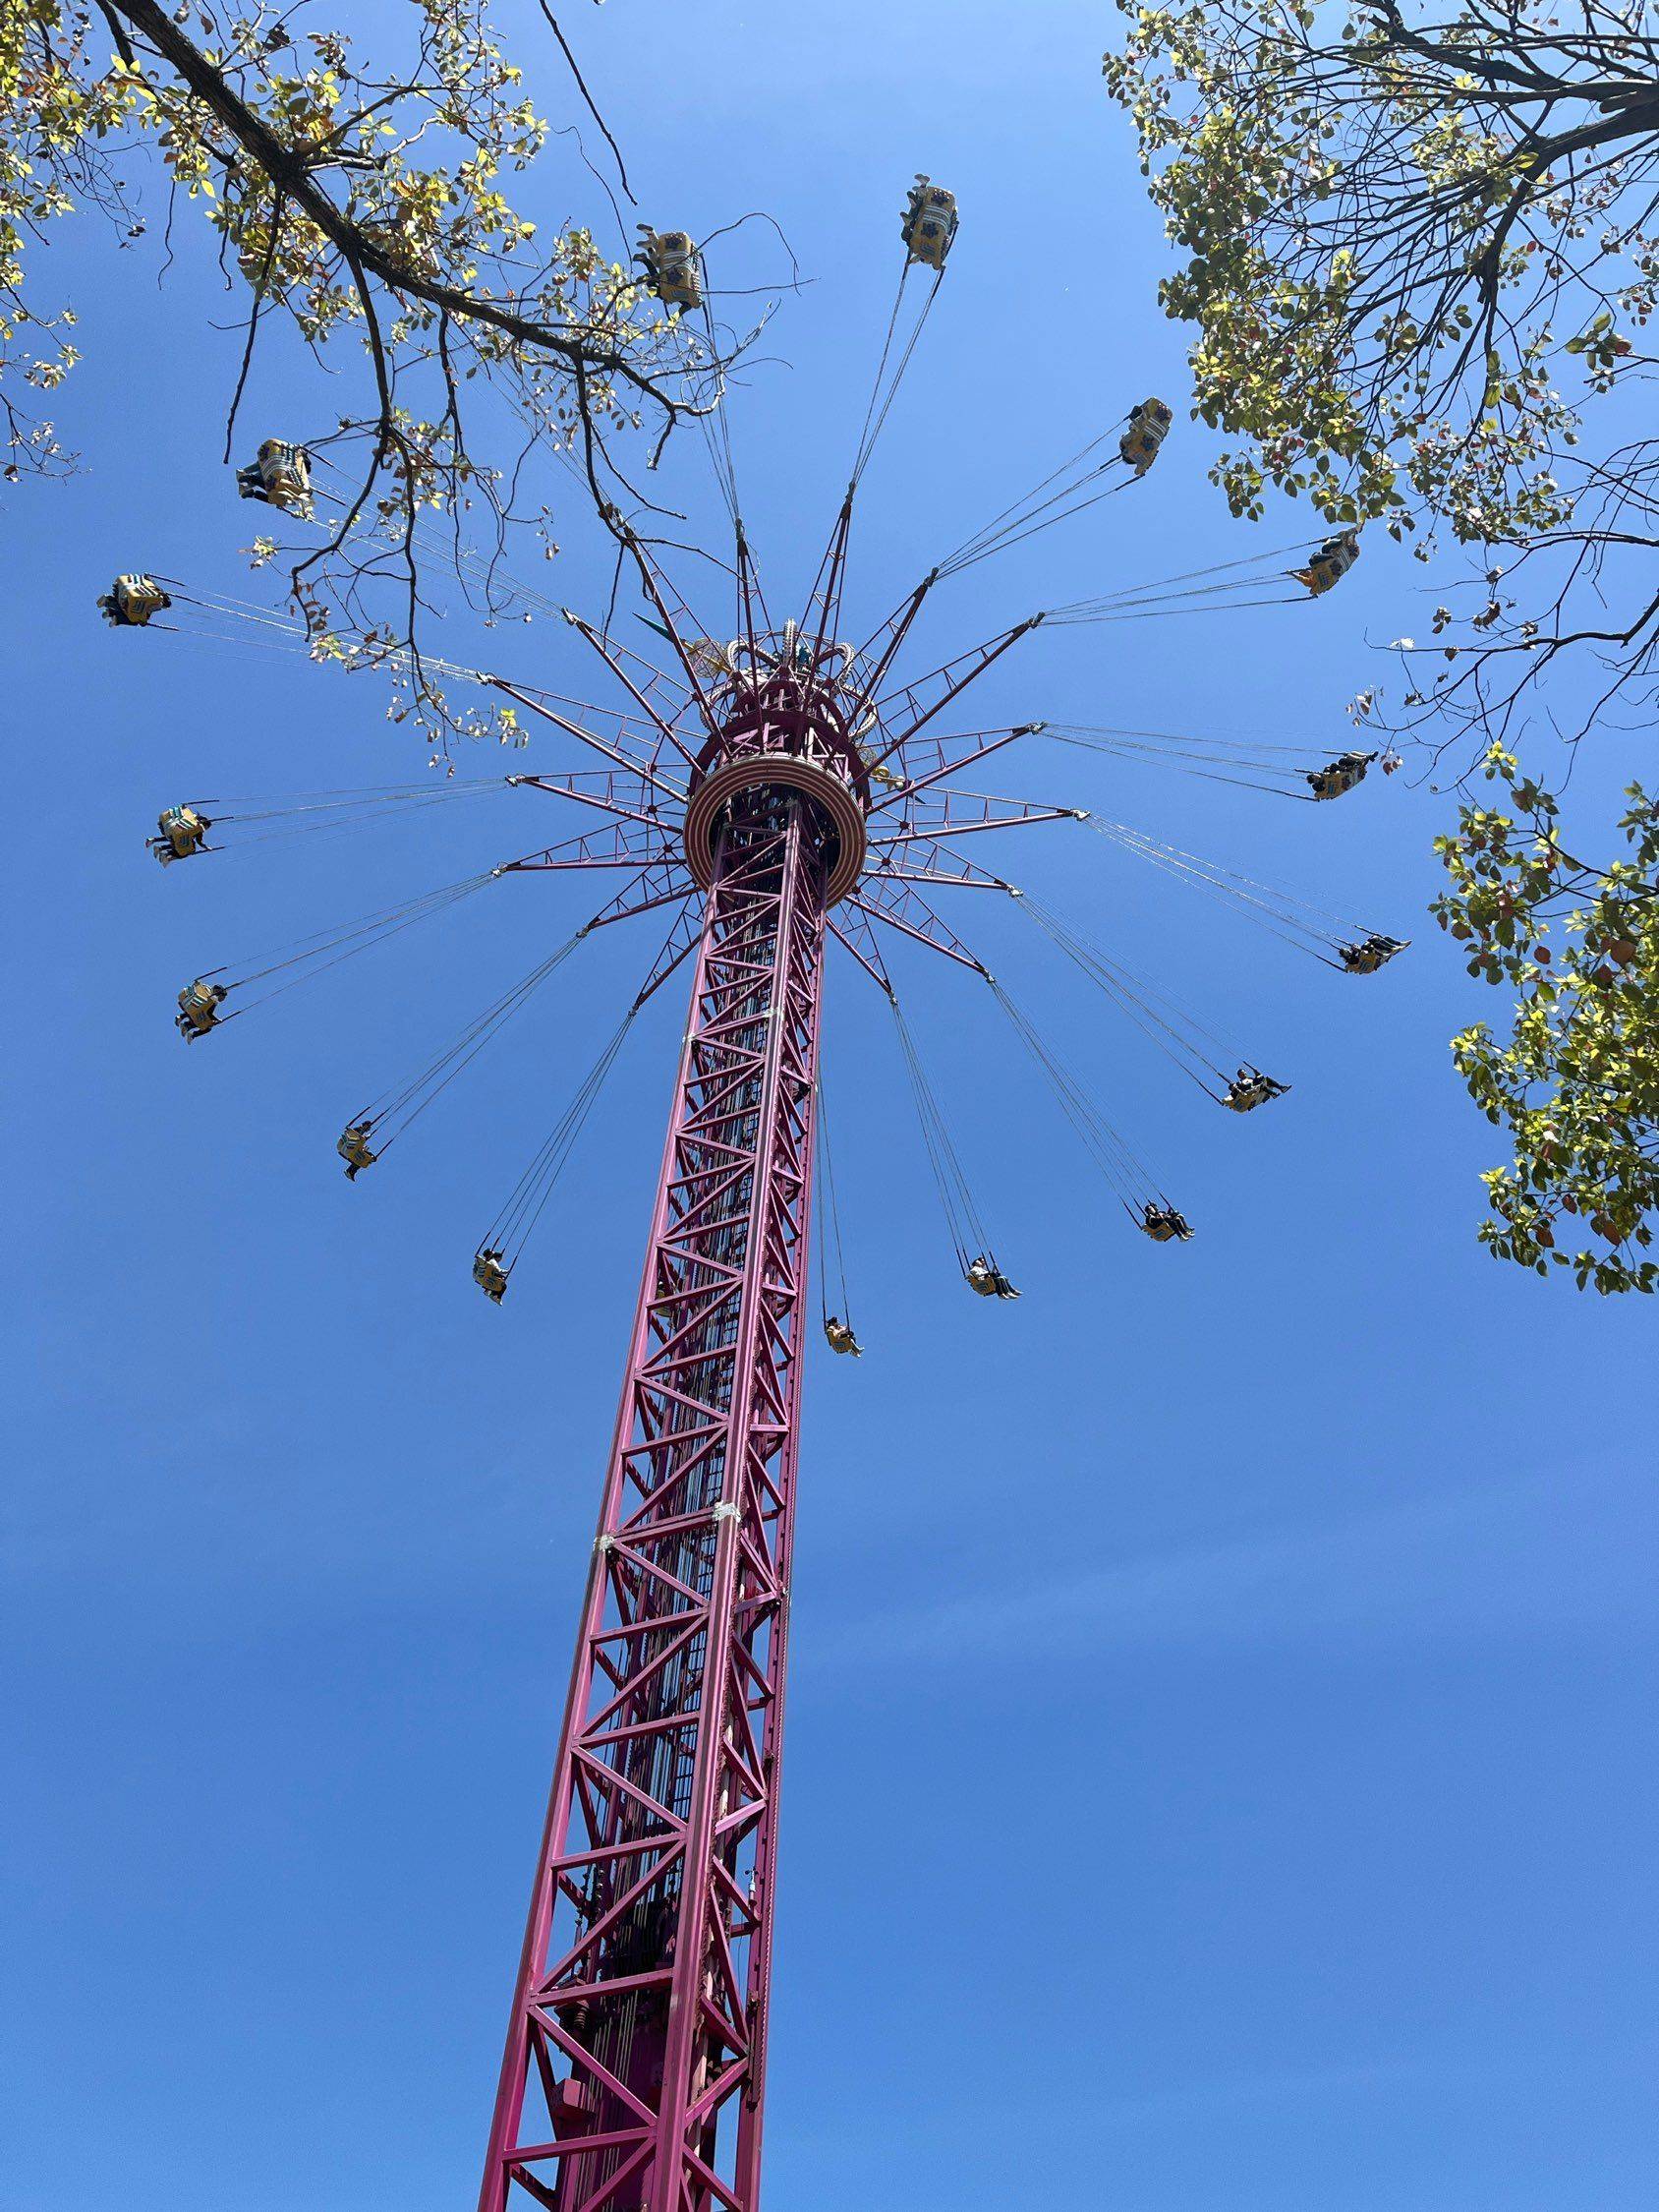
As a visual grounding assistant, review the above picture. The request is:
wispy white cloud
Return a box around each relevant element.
[815,1469,1658,1669]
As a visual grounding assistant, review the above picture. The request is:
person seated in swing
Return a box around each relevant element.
[1339,932,1408,975]
[150,803,211,864]
[176,978,228,1039]
[900,176,959,269]
[337,1122,377,1180]
[1223,1065,1289,1113]
[1140,1202,1194,1243]
[966,1254,1020,1300]
[473,1248,509,1304]
[1305,749,1376,800]
[636,226,702,313]
[99,573,171,627]
[1290,528,1361,597]
[824,1314,862,1356]
[236,437,314,511]
[1119,396,1173,476]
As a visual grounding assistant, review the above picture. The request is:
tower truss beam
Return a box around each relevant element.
[479,792,829,2212]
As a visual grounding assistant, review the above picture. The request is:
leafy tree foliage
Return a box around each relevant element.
[1435,748,1657,1292]
[1106,0,1659,1285]
[2,0,714,736]
[1103,0,1658,721]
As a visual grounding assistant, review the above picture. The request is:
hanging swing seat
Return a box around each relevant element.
[99,574,171,627]
[1223,1067,1288,1113]
[1140,1203,1193,1243]
[338,1123,378,1179]
[237,438,314,511]
[1119,397,1173,476]
[1290,530,1361,597]
[900,177,958,269]
[1306,750,1376,800]
[151,804,211,864]
[1339,933,1408,974]
[637,228,702,313]
[176,979,226,1039]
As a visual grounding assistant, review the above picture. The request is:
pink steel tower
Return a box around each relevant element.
[477,541,929,2212]
[478,799,823,2212]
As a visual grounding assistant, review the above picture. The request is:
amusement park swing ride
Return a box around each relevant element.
[110,180,1406,2212]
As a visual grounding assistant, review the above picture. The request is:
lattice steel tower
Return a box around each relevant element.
[477,599,888,2212]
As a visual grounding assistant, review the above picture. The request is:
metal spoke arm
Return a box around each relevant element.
[629,901,706,1011]
[867,843,1012,893]
[867,614,1046,772]
[602,514,727,743]
[736,523,767,657]
[581,860,697,935]
[871,724,1045,810]
[579,622,698,716]
[487,677,688,798]
[828,904,896,997]
[510,770,676,832]
[849,875,991,977]
[503,823,683,874]
[873,790,1082,844]
[563,613,705,775]
[845,571,939,721]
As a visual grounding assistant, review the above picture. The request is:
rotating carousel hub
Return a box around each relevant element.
[681,623,876,905]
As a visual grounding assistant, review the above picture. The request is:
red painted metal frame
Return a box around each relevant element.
[479,791,829,2212]
[469,482,1069,2212]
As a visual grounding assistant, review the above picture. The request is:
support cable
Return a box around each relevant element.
[937,474,1133,578]
[848,263,947,493]
[937,429,1119,572]
[351,925,590,1153]
[1045,725,1354,800]
[1042,538,1322,623]
[1080,815,1383,960]
[1048,595,1299,628]
[887,992,1001,1278]
[986,973,1168,1221]
[482,1007,639,1274]
[813,1077,854,1332]
[1013,890,1242,1103]
[306,459,576,627]
[204,869,500,1021]
[179,776,520,853]
[1049,724,1320,760]
[694,297,745,530]
[157,584,503,692]
[934,427,1135,582]
[848,264,911,490]
[853,274,943,486]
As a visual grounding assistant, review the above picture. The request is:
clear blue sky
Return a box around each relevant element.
[4,3,1654,2208]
